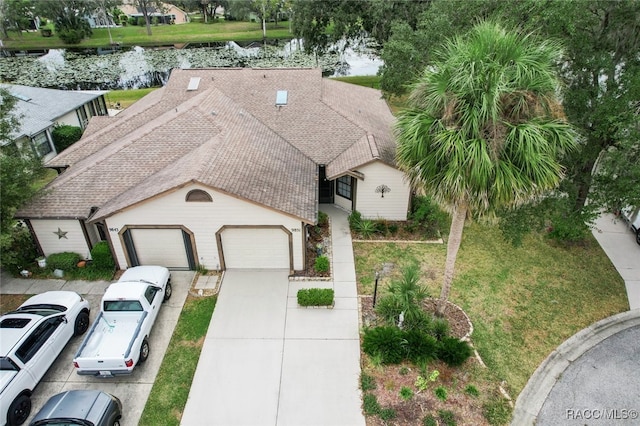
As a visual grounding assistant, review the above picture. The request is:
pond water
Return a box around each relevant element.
[0,39,382,90]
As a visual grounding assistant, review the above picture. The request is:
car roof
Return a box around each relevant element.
[118,265,169,286]
[103,281,150,301]
[30,389,117,425]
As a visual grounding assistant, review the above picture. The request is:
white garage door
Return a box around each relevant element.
[221,227,290,269]
[130,228,190,269]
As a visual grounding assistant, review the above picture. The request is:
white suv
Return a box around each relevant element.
[0,291,90,426]
[621,206,640,245]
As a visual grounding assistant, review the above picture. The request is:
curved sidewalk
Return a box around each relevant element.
[512,310,640,425]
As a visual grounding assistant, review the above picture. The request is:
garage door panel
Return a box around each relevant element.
[222,228,289,269]
[131,228,189,268]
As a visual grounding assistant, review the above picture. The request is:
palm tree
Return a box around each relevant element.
[395,21,577,316]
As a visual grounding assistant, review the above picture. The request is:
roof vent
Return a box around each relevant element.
[187,77,201,91]
[276,90,288,106]
[12,93,31,102]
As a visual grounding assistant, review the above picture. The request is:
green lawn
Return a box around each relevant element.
[139,295,216,426]
[354,223,628,397]
[2,21,293,50]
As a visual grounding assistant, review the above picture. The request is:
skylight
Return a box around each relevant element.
[187,77,201,91]
[276,90,288,106]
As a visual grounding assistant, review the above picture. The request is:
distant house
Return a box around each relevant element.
[120,2,189,25]
[1,84,108,162]
[17,68,411,271]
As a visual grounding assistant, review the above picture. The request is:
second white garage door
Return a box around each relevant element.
[221,227,290,269]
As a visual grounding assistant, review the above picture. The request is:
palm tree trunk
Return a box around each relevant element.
[437,203,467,316]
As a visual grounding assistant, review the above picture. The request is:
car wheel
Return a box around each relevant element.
[7,394,31,426]
[139,338,150,363]
[163,282,172,301]
[74,311,90,336]
[636,229,640,245]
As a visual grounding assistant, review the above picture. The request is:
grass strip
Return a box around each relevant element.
[139,295,216,426]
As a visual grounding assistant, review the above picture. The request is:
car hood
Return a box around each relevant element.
[0,370,18,395]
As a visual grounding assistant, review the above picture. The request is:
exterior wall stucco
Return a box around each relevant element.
[30,219,92,259]
[355,161,410,221]
[103,184,305,271]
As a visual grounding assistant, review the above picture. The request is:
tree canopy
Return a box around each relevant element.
[395,22,577,313]
[381,0,640,223]
[0,88,47,269]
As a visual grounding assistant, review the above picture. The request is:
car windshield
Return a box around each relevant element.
[0,357,19,371]
[14,304,66,316]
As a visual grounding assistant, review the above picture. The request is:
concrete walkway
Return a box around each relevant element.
[591,213,640,309]
[181,205,365,426]
[512,214,640,425]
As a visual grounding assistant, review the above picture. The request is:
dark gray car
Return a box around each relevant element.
[29,390,121,426]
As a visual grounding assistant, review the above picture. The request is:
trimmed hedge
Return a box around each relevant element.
[297,288,334,306]
[90,241,115,270]
[52,125,82,153]
[47,252,82,270]
[314,255,329,273]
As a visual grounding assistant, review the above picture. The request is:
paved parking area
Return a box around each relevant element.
[1,270,195,426]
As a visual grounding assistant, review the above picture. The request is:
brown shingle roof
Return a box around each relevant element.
[18,68,397,224]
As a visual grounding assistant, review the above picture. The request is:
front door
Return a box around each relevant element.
[318,165,334,204]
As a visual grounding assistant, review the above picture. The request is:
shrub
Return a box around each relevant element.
[403,329,438,363]
[437,337,473,366]
[355,219,376,238]
[0,223,38,271]
[434,386,448,401]
[362,393,380,415]
[137,17,146,26]
[431,318,450,341]
[52,125,83,153]
[379,408,397,420]
[374,220,387,234]
[90,241,115,271]
[317,211,328,226]
[375,264,430,331]
[483,396,512,425]
[57,29,84,44]
[438,409,457,426]
[399,386,413,401]
[362,326,405,364]
[47,252,82,270]
[465,384,480,397]
[360,372,376,391]
[314,255,329,273]
[388,223,399,234]
[297,288,334,306]
[348,210,362,228]
[128,16,137,25]
[423,415,438,426]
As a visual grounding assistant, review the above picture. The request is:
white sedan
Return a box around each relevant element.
[0,291,90,426]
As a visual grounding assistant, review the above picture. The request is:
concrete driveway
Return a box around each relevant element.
[181,269,365,426]
[0,270,195,426]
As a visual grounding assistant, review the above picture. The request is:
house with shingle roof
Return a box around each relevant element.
[1,84,108,161]
[17,68,411,272]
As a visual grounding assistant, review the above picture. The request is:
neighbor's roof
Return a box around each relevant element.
[17,68,397,224]
[0,84,106,142]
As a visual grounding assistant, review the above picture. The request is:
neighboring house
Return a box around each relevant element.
[120,2,189,24]
[1,84,108,162]
[17,68,411,272]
